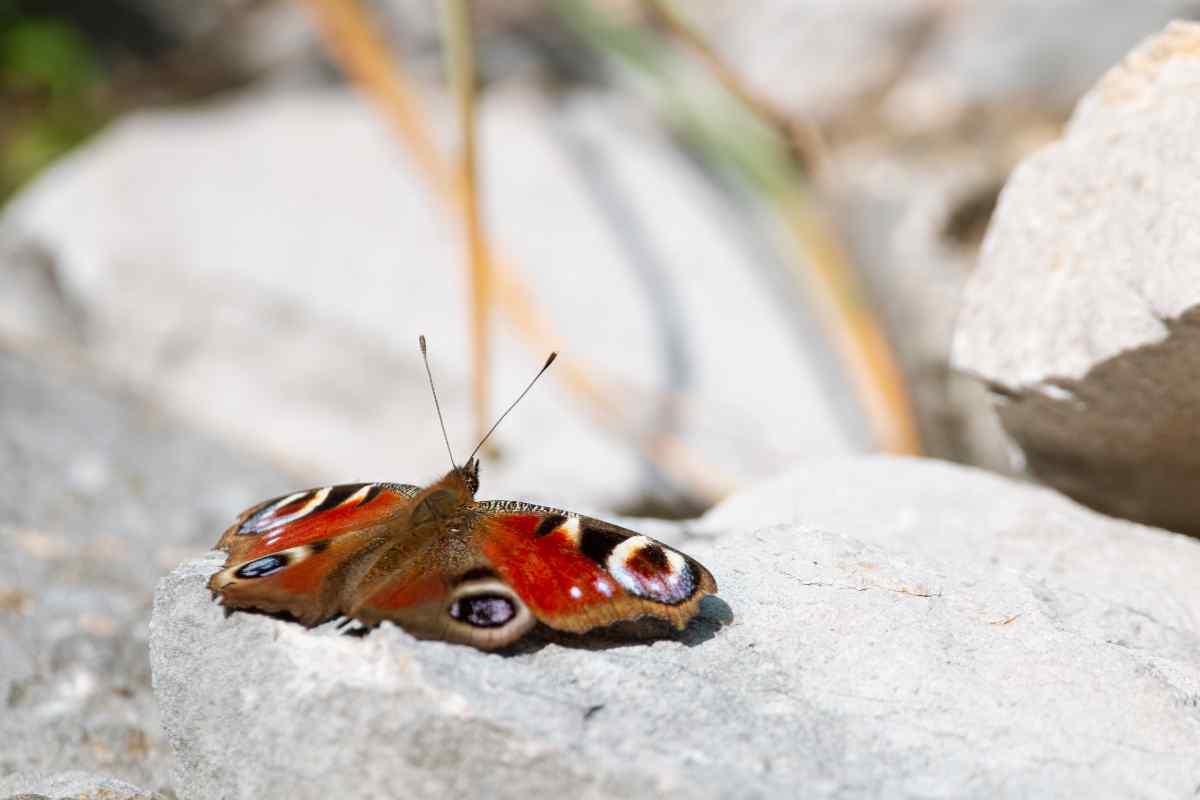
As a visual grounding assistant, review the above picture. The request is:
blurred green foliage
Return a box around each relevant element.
[3,14,96,92]
[0,2,108,201]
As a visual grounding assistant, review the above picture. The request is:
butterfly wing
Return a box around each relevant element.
[208,482,420,625]
[471,501,718,635]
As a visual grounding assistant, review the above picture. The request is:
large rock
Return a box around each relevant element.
[0,87,857,513]
[151,456,1200,799]
[0,349,291,790]
[952,21,1200,534]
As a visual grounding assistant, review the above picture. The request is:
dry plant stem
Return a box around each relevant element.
[297,0,732,502]
[295,0,451,191]
[785,196,920,455]
[439,0,491,444]
[641,0,826,177]
[642,0,921,455]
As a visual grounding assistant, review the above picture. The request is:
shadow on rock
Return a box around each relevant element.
[501,595,734,655]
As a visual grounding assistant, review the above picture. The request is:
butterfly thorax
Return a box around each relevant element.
[342,471,481,619]
[359,468,482,583]
[408,467,478,529]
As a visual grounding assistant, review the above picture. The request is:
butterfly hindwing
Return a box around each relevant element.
[473,501,717,634]
[208,482,420,625]
[348,560,537,650]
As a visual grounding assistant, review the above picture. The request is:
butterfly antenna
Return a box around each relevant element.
[419,335,459,471]
[467,352,557,463]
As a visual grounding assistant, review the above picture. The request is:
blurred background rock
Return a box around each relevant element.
[5,1,1200,795]
[4,0,1199,499]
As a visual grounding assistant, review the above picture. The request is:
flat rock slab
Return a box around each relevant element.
[952,21,1200,533]
[152,457,1200,799]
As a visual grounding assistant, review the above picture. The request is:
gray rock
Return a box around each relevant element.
[152,456,1200,799]
[0,770,158,800]
[0,348,291,789]
[696,455,1200,634]
[952,21,1200,533]
[885,0,1200,129]
[0,87,858,513]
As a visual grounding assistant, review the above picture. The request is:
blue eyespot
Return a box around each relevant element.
[235,554,288,579]
[449,594,516,628]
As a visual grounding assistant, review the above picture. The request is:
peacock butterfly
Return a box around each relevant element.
[208,337,717,650]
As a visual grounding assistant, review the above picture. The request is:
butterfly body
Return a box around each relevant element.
[209,459,717,650]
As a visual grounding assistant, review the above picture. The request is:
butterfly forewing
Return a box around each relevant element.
[215,483,419,560]
[208,482,420,625]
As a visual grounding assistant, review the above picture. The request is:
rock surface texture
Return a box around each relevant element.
[0,349,291,792]
[953,21,1200,534]
[152,456,1200,799]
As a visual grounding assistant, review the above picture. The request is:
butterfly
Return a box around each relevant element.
[208,338,717,650]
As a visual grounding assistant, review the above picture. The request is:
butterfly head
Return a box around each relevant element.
[459,457,480,496]
[429,458,480,500]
